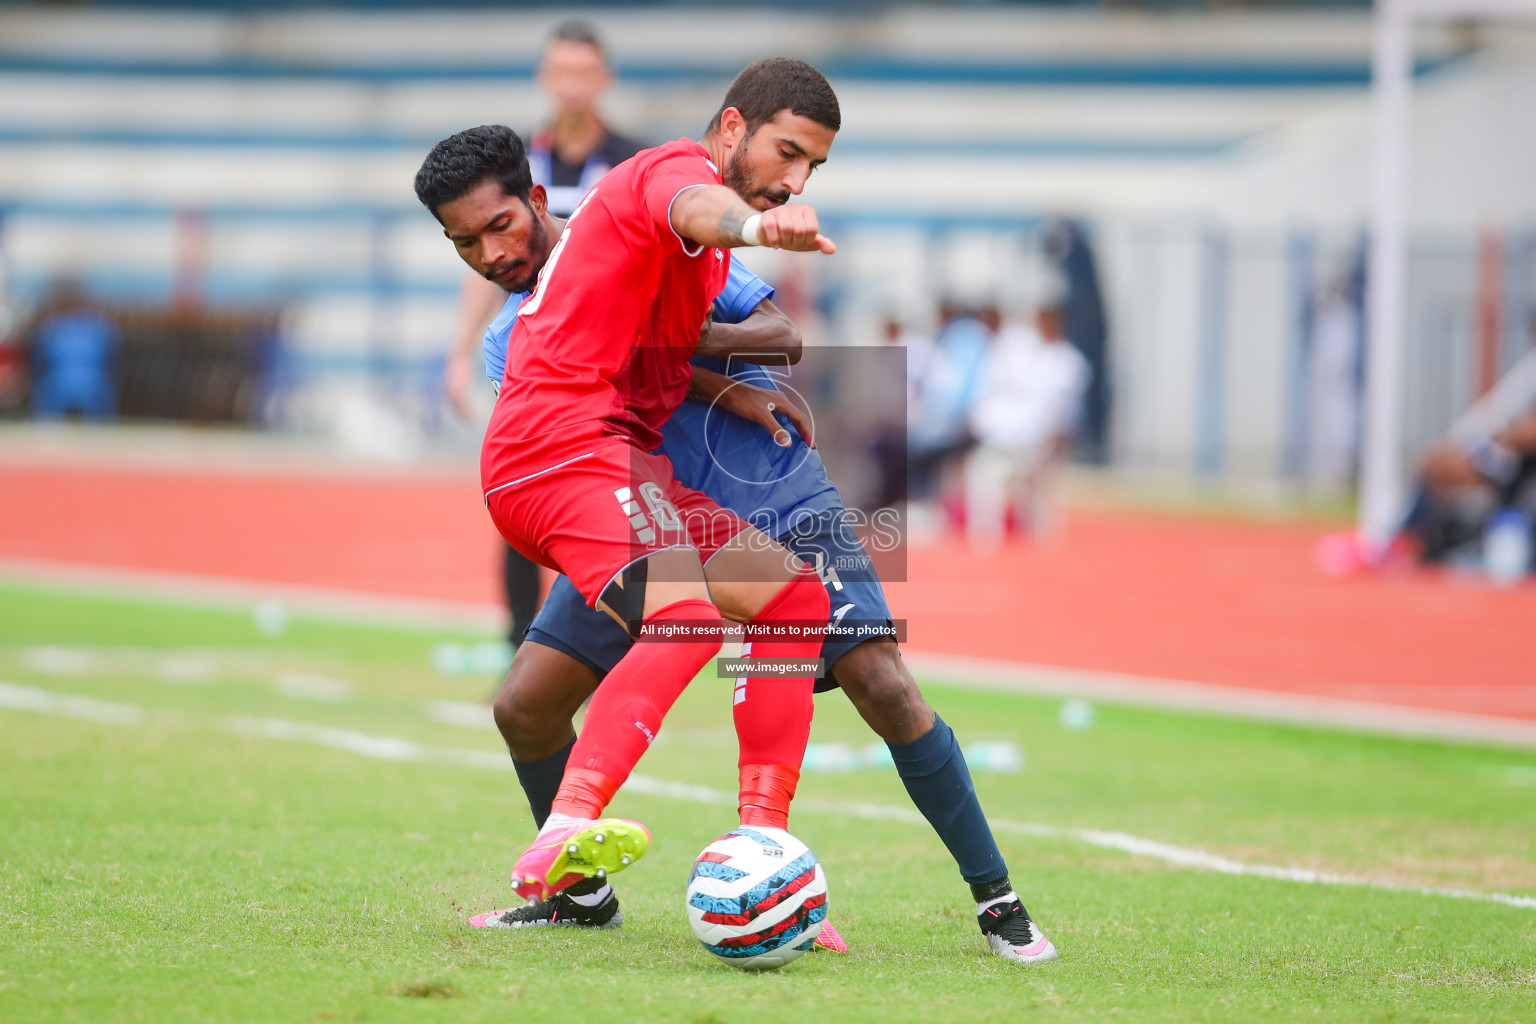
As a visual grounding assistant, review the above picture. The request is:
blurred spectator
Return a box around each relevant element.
[964,306,1090,549]
[0,340,20,416]
[444,20,644,418]
[1403,404,1536,568]
[29,282,120,421]
[528,20,646,220]
[907,302,991,503]
[1306,267,1365,491]
[883,313,934,413]
[0,250,21,416]
[440,20,644,652]
[1318,395,1536,577]
[1045,220,1110,463]
[866,316,923,509]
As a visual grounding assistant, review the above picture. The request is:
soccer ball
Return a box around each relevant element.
[684,826,827,970]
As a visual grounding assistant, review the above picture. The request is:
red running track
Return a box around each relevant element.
[3,463,1533,720]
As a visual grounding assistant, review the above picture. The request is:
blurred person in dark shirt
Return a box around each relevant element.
[1406,405,1536,564]
[1045,220,1109,464]
[444,20,644,416]
[526,20,646,221]
[1318,400,1536,573]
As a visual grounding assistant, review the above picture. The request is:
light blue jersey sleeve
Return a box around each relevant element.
[482,289,529,390]
[691,259,775,386]
[712,258,774,325]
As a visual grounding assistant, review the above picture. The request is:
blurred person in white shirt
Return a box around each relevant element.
[964,305,1089,549]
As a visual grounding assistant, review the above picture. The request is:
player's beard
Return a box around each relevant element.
[483,213,549,293]
[723,138,790,211]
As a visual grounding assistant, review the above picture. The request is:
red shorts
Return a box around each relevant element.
[483,441,752,605]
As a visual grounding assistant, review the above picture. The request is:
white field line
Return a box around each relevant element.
[4,689,1532,910]
[226,716,509,770]
[0,557,503,633]
[272,673,354,703]
[424,700,499,730]
[0,681,145,725]
[620,780,1536,911]
[220,713,1536,912]
[902,652,1536,750]
[7,646,348,690]
[8,558,1536,748]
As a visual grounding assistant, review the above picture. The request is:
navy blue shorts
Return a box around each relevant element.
[524,508,896,692]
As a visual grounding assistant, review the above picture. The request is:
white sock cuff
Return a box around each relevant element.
[977,892,1019,915]
[566,884,612,907]
[540,811,584,835]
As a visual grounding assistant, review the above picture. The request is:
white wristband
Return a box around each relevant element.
[739,213,764,246]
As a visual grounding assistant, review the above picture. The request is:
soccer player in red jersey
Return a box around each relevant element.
[415,59,840,900]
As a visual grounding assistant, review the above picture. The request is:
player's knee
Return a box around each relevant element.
[492,673,562,753]
[836,641,932,743]
[845,657,919,713]
[489,680,527,744]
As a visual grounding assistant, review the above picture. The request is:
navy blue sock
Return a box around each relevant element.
[511,737,574,829]
[887,716,1008,886]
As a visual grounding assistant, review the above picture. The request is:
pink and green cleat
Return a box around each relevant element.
[509,817,651,902]
[812,920,849,952]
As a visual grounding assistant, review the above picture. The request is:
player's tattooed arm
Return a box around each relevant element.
[698,299,801,365]
[671,186,755,247]
[687,365,815,449]
[716,203,753,245]
[670,185,835,253]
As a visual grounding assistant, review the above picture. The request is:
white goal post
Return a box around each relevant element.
[1360,0,1536,542]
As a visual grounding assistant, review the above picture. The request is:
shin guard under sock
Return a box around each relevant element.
[551,597,722,818]
[737,763,801,829]
[888,715,1009,885]
[731,567,830,826]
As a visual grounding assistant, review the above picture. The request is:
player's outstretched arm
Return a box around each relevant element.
[686,365,815,449]
[445,271,508,419]
[698,298,801,365]
[671,185,835,254]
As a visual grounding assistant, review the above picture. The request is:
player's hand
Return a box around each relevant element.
[444,347,476,420]
[717,381,816,449]
[758,204,836,255]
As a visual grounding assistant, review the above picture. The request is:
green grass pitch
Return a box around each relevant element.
[1,582,1533,1023]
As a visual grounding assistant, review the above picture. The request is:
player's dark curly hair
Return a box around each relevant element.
[413,125,533,222]
[706,58,840,136]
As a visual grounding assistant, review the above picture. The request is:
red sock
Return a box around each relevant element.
[733,566,830,827]
[738,764,801,829]
[551,597,722,818]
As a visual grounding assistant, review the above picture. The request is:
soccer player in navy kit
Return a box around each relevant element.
[428,132,1056,960]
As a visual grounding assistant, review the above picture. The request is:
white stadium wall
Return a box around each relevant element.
[0,6,1530,480]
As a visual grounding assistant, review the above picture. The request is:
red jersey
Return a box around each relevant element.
[483,138,732,484]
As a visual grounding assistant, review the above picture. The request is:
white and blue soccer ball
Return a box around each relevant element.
[685,826,827,970]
